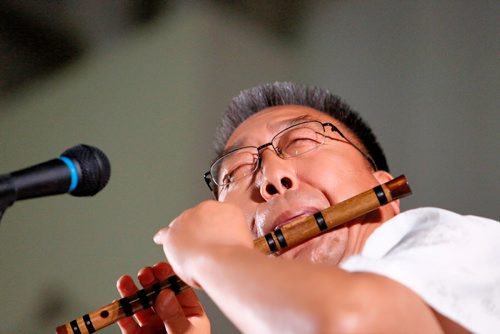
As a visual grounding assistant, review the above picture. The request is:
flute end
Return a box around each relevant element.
[55,325,69,334]
[386,175,412,200]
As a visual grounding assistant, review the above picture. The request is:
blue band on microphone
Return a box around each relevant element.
[59,156,78,192]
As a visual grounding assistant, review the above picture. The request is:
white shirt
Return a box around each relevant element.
[340,207,500,333]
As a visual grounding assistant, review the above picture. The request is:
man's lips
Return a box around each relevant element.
[271,207,321,232]
[254,189,332,236]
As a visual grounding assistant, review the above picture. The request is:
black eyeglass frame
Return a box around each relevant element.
[203,120,378,195]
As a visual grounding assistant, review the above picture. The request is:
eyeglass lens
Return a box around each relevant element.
[212,121,326,187]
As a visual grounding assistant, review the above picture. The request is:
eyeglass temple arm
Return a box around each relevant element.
[324,123,378,171]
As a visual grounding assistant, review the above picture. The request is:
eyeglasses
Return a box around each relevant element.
[204,120,377,193]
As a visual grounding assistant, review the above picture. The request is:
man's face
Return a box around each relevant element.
[218,105,398,264]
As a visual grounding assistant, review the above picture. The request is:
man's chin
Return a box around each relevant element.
[277,234,345,265]
[278,241,309,259]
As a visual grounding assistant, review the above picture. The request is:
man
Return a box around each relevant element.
[116,82,499,333]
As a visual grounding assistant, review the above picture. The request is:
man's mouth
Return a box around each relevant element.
[254,189,333,237]
[271,207,321,232]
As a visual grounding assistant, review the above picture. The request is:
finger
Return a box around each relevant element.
[151,262,175,279]
[116,276,141,334]
[153,263,206,318]
[154,288,194,334]
[117,317,140,334]
[153,226,169,245]
[134,267,163,326]
[117,274,160,329]
[152,263,211,333]
[117,275,137,297]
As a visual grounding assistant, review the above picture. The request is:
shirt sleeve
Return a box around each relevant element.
[340,207,500,333]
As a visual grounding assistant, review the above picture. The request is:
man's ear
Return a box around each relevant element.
[373,170,400,215]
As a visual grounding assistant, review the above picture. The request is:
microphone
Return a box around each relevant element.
[0,144,111,210]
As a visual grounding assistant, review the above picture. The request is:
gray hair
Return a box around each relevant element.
[213,82,389,172]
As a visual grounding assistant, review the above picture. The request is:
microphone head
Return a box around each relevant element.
[61,144,111,197]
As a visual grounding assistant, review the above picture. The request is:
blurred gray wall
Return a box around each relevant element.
[0,2,498,333]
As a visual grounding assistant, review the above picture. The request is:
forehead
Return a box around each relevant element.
[225,105,349,149]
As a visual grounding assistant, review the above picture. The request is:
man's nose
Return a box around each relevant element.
[258,148,297,200]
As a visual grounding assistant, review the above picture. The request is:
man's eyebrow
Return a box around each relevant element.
[276,114,316,129]
[216,114,318,160]
[219,140,245,157]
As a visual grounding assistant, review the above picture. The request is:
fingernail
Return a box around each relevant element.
[138,268,154,285]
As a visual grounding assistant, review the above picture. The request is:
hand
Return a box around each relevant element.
[116,262,210,334]
[153,200,253,287]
